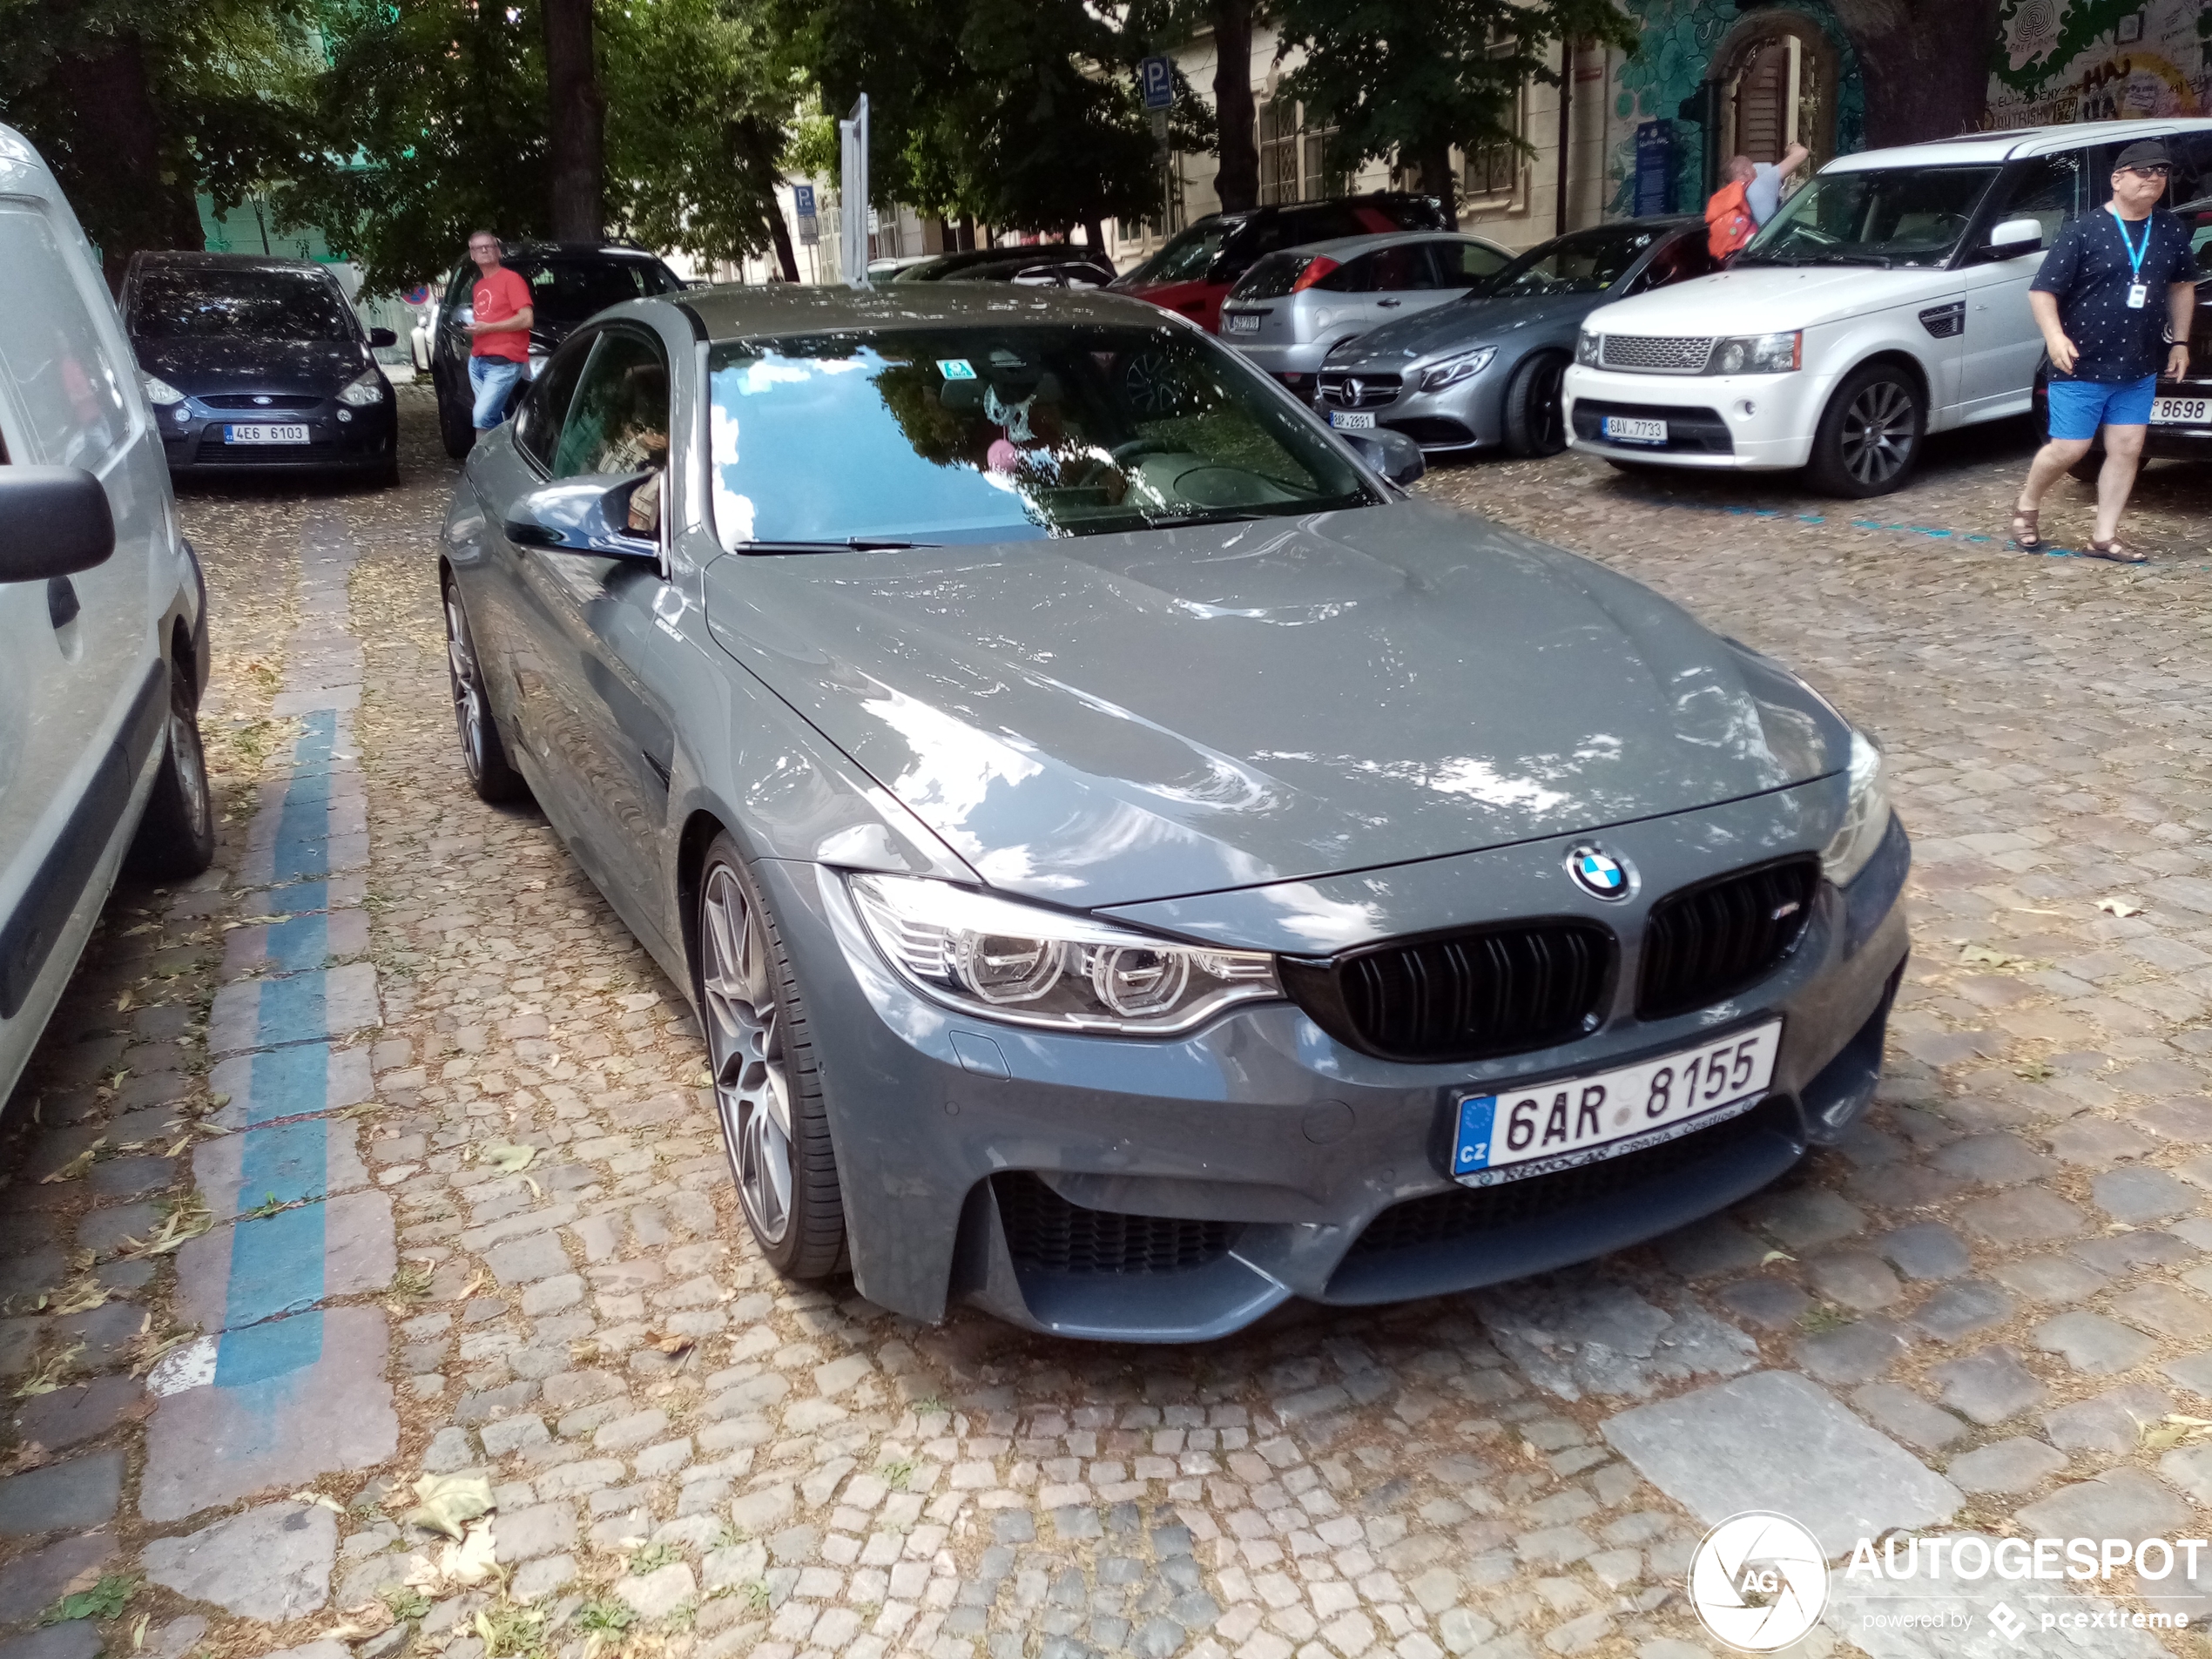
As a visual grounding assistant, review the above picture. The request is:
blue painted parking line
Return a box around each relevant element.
[212,1308,325,1388]
[233,1116,330,1210]
[218,1200,327,1329]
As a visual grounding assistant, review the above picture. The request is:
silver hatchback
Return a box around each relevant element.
[1219,231,1512,398]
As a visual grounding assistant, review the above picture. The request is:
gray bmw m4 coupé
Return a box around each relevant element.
[440,284,1909,1342]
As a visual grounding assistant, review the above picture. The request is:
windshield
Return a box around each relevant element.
[706,322,1377,549]
[511,258,680,323]
[131,269,355,341]
[1116,222,1231,287]
[1740,166,2000,267]
[1485,226,1663,297]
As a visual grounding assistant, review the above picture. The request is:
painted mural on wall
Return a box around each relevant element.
[1605,0,1865,217]
[1989,0,2212,126]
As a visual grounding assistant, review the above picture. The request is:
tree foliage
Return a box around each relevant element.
[1273,0,1636,227]
[782,0,1212,241]
[0,0,328,282]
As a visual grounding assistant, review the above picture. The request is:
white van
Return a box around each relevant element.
[0,124,214,1104]
[1562,119,2212,496]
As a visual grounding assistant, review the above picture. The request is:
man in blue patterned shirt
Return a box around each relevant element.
[2009,139,2195,563]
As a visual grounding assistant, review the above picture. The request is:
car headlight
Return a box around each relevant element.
[1706,331,1802,374]
[1820,729,1892,885]
[141,372,185,406]
[1419,347,1497,392]
[1575,331,1600,368]
[338,368,387,407]
[848,873,1280,1035]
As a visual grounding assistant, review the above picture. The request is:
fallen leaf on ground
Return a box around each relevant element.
[1958,944,2025,968]
[290,1489,347,1514]
[401,1471,495,1539]
[479,1142,536,1173]
[646,1331,693,1357]
[40,1138,106,1184]
[2097,896,2144,918]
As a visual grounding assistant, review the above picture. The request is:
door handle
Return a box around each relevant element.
[1377,299,1402,308]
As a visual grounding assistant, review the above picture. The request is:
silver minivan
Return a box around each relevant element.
[1219,230,1513,397]
[0,124,214,1106]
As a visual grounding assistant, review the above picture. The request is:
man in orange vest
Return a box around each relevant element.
[1706,144,1811,260]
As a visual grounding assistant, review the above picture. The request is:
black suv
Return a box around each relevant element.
[889,245,1117,287]
[430,242,685,455]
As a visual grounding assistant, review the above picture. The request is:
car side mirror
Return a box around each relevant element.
[0,467,114,583]
[502,473,661,562]
[1340,428,1426,486]
[368,327,398,348]
[455,306,475,325]
[1987,216,2042,257]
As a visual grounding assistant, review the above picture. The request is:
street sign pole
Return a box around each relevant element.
[838,94,870,287]
[1139,56,1174,238]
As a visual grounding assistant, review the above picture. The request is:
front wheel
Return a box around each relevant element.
[126,656,216,880]
[443,583,527,803]
[695,838,846,1279]
[1807,363,1924,497]
[1502,351,1569,458]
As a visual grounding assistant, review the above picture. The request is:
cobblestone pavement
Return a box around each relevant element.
[4,396,2212,1659]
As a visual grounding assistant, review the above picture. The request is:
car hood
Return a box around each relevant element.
[703,501,1844,908]
[133,335,371,395]
[1332,290,1602,370]
[1583,265,1954,336]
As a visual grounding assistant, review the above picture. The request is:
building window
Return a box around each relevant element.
[1461,34,1524,206]
[1258,100,1298,204]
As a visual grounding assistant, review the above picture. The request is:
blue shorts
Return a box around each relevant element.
[2047,373,2157,441]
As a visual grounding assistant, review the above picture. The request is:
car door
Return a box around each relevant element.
[1386,242,1481,321]
[0,192,163,1031]
[1426,238,1514,298]
[495,325,681,948]
[1958,150,2084,418]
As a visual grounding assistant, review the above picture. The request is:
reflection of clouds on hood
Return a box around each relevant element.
[862,685,1042,843]
[1353,755,1570,815]
[1261,883,1389,951]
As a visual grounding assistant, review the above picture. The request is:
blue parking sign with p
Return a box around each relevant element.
[793,185,816,217]
[1140,56,1174,110]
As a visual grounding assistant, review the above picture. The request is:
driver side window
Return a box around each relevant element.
[553,329,671,533]
[513,334,591,470]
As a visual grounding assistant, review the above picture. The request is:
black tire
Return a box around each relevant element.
[438,377,475,460]
[1806,361,1925,497]
[442,581,527,803]
[1502,350,1570,458]
[126,655,215,880]
[694,834,847,1280]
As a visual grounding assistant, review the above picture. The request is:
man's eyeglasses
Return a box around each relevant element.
[2121,165,2171,179]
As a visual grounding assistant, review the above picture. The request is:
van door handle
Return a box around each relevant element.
[1377,299,1402,308]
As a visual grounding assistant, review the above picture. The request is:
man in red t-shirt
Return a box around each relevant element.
[464,231,534,431]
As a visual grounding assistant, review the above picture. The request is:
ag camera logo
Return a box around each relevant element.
[1689,1511,1829,1652]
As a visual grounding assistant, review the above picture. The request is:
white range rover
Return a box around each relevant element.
[1563,118,2212,496]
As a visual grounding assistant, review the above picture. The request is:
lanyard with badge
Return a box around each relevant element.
[2110,207,2151,309]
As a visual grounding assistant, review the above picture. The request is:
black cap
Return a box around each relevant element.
[2114,139,2171,172]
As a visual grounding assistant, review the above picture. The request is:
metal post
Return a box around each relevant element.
[839,94,870,287]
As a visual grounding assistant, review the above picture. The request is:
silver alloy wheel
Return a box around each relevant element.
[446,596,486,778]
[700,863,793,1244]
[170,702,209,835]
[1838,381,1916,487]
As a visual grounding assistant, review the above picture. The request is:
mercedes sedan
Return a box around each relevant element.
[440,285,1910,1341]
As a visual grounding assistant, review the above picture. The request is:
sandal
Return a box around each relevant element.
[2084,537,2148,564]
[2009,506,2043,552]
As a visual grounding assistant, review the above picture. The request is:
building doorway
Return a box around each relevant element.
[1716,16,1838,178]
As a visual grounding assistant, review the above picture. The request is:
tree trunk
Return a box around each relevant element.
[1829,0,2001,145]
[769,209,801,282]
[51,33,202,290]
[1416,138,1457,230]
[959,215,976,252]
[1211,0,1259,214]
[542,0,606,242]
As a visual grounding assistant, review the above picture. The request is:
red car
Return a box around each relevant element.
[1109,193,1446,333]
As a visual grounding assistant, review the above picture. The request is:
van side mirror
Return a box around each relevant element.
[368,327,398,348]
[1987,216,2042,257]
[0,467,114,583]
[502,473,660,562]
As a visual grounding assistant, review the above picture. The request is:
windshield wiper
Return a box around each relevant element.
[1795,251,1894,268]
[736,536,942,552]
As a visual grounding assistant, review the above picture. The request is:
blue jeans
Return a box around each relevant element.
[469,356,524,429]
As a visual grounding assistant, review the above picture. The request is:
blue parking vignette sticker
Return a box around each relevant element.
[937,359,976,381]
[1453,1096,1497,1177]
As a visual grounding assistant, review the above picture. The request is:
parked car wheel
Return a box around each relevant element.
[442,583,527,802]
[1502,351,1569,458]
[695,836,847,1279]
[1808,363,1924,497]
[126,656,216,880]
[438,377,475,460]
